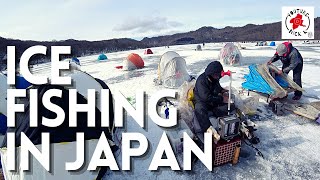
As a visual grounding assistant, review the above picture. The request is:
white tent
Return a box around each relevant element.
[0,140,100,180]
[0,70,116,180]
[159,51,180,69]
[157,51,190,88]
[219,43,242,66]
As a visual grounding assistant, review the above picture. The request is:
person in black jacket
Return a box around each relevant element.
[193,61,230,139]
[268,42,303,100]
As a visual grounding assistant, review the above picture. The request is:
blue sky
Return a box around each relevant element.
[0,0,319,41]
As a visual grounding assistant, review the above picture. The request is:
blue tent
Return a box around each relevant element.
[242,64,289,95]
[71,57,80,65]
[98,54,108,61]
[270,41,276,46]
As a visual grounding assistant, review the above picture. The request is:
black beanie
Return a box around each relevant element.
[205,61,224,76]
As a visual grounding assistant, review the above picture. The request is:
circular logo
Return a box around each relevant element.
[284,8,311,37]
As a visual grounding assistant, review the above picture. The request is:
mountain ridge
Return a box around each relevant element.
[1,18,319,67]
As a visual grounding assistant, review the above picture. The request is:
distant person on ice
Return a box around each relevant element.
[193,61,231,141]
[268,42,303,100]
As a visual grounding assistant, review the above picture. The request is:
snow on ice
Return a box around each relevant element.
[28,42,320,179]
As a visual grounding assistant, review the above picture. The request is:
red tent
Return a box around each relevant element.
[144,48,153,54]
[115,53,145,70]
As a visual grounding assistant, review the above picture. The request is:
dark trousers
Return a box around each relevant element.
[194,102,235,134]
[193,102,235,143]
[283,63,303,96]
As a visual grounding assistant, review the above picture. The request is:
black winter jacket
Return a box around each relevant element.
[194,62,224,107]
[271,44,303,73]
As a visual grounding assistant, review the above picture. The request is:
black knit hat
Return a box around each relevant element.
[205,61,224,76]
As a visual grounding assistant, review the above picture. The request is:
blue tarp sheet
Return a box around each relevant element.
[242,64,289,95]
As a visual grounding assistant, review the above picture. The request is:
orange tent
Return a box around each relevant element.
[119,53,144,70]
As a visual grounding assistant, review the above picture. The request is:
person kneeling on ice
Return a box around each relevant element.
[193,61,233,142]
[268,42,303,100]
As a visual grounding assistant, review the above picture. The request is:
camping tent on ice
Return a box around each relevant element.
[160,51,180,62]
[242,64,303,99]
[156,51,190,88]
[0,72,32,115]
[0,70,116,180]
[270,41,276,46]
[98,54,108,61]
[219,43,242,66]
[122,53,144,70]
[196,45,202,51]
[144,48,153,54]
[0,72,32,140]
[257,41,267,46]
[69,57,81,71]
[70,57,80,65]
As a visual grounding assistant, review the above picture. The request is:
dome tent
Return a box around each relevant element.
[196,44,202,51]
[0,70,117,180]
[69,57,81,71]
[71,57,80,65]
[270,41,276,46]
[123,53,144,70]
[158,51,180,79]
[144,48,153,54]
[1,72,32,116]
[219,43,242,66]
[157,51,190,88]
[98,54,108,61]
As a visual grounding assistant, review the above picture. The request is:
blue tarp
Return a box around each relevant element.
[275,75,289,88]
[242,64,289,95]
